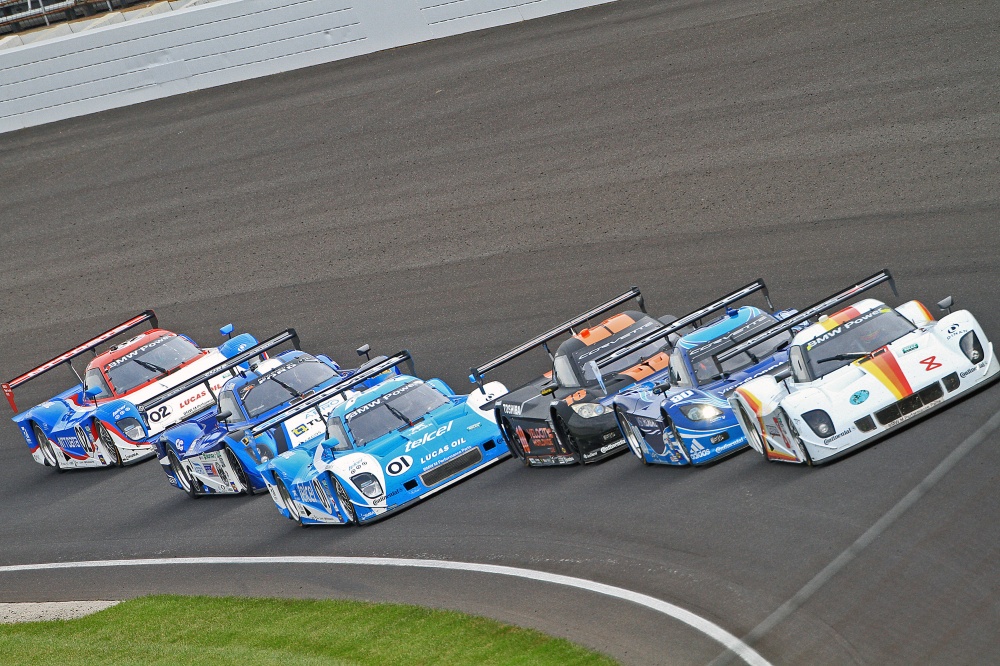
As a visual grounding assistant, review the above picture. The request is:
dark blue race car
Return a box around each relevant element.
[613,287,804,466]
[151,331,393,497]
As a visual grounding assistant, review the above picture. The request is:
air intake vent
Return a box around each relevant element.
[854,416,876,433]
[874,382,944,426]
[420,448,483,487]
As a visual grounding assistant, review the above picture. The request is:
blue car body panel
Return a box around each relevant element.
[614,306,798,466]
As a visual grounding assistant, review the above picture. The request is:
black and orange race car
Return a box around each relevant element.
[470,282,771,466]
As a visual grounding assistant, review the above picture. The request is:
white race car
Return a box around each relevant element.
[727,270,999,465]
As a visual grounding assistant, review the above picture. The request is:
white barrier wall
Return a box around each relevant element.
[0,0,614,134]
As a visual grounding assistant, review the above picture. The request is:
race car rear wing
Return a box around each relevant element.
[593,279,771,371]
[249,350,414,439]
[2,310,158,413]
[136,329,300,422]
[714,269,896,366]
[469,287,646,391]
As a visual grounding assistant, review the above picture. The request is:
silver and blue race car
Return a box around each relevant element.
[257,351,509,525]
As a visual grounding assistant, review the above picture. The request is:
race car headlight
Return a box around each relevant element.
[116,417,145,441]
[571,403,606,418]
[678,404,724,421]
[802,410,836,438]
[351,472,383,499]
[959,331,984,364]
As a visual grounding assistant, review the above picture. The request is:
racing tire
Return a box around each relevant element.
[224,446,254,495]
[615,407,649,466]
[779,408,813,466]
[168,449,199,499]
[333,478,359,526]
[738,404,771,463]
[275,479,304,525]
[499,417,530,468]
[34,423,63,472]
[98,423,123,467]
[668,419,692,466]
[554,415,586,465]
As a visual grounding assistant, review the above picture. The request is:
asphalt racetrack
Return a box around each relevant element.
[2,0,999,663]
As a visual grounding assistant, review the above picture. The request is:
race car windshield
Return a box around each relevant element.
[104,336,202,394]
[803,308,915,378]
[345,382,450,447]
[241,359,340,418]
[688,315,788,385]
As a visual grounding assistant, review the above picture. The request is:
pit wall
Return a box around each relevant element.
[0,0,615,134]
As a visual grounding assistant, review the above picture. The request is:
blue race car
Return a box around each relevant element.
[613,286,804,466]
[257,351,509,526]
[2,310,257,471]
[152,331,388,498]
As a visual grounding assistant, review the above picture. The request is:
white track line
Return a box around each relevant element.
[0,555,771,666]
[709,407,1000,665]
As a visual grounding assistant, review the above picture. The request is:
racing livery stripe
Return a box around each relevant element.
[914,301,934,323]
[619,351,671,382]
[602,313,636,334]
[859,351,913,400]
[767,447,798,462]
[736,388,771,459]
[821,306,861,331]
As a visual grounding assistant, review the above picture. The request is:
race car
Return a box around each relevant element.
[2,310,257,471]
[729,269,1000,464]
[257,351,509,525]
[152,332,390,498]
[613,281,804,466]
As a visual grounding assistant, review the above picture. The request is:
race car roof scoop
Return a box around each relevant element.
[714,269,896,369]
[2,309,158,413]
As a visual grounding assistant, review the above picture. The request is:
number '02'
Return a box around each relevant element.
[147,405,170,422]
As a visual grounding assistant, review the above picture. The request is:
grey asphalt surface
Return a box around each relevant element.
[1,0,999,663]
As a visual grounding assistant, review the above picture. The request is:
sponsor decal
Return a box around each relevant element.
[502,404,522,416]
[959,362,986,378]
[584,450,599,459]
[823,428,852,445]
[112,405,130,419]
[105,336,171,369]
[385,455,413,476]
[902,343,919,354]
[636,416,660,429]
[850,390,869,405]
[945,323,967,340]
[602,431,618,442]
[710,431,728,445]
[298,482,319,504]
[689,439,709,459]
[466,422,481,431]
[599,440,623,454]
[57,436,77,449]
[516,426,557,452]
[419,438,467,465]
[669,390,695,404]
[345,382,424,420]
[806,307,891,350]
[919,356,942,372]
[404,422,454,452]
[765,425,780,437]
[146,405,171,423]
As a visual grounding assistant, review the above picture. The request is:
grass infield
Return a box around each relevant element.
[0,595,619,665]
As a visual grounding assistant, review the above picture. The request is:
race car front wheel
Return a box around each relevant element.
[33,423,63,472]
[276,479,306,527]
[778,408,813,466]
[224,446,253,495]
[98,424,123,467]
[667,419,692,465]
[615,407,649,465]
[554,415,585,465]
[333,477,359,525]
[168,450,199,499]
[738,404,770,462]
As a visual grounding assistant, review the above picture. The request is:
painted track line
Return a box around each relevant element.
[710,407,1000,665]
[0,555,772,666]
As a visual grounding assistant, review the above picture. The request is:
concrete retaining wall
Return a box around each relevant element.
[0,0,615,133]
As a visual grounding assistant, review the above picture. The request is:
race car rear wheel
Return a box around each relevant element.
[499,416,530,467]
[668,419,692,465]
[615,407,649,465]
[98,423,123,467]
[333,478,359,525]
[168,450,199,499]
[554,415,585,465]
[275,479,305,525]
[224,446,253,495]
[34,423,63,472]
[738,404,771,462]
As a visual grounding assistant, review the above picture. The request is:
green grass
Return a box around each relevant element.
[0,595,618,665]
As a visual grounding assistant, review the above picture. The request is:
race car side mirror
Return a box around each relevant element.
[216,410,232,422]
[356,344,371,361]
[652,381,671,394]
[540,385,557,396]
[220,324,234,338]
[937,296,954,314]
[85,387,102,399]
